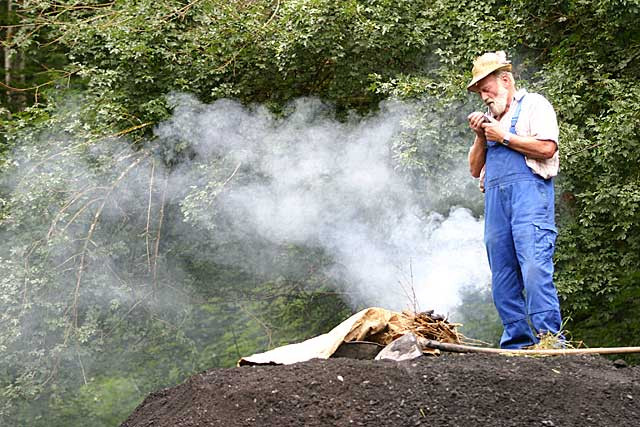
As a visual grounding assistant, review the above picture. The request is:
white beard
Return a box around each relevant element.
[487,84,509,117]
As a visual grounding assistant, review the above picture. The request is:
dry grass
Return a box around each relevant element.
[527,329,585,351]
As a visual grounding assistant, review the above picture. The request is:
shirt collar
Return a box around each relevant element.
[514,88,527,102]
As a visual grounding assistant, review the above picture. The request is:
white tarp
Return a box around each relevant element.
[237,307,430,366]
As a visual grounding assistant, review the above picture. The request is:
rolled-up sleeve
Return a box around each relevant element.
[528,94,559,144]
[521,92,560,179]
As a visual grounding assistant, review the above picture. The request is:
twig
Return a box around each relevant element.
[152,175,168,295]
[103,290,155,338]
[0,69,79,92]
[175,0,206,19]
[203,161,242,206]
[216,162,242,195]
[20,122,153,192]
[76,349,88,386]
[565,141,605,157]
[19,143,85,189]
[394,259,420,313]
[214,0,281,73]
[112,122,154,138]
[21,240,43,311]
[67,153,149,327]
[421,340,640,356]
[230,327,242,360]
[409,259,417,313]
[145,159,155,273]
[238,303,274,349]
[48,192,104,239]
[59,198,103,235]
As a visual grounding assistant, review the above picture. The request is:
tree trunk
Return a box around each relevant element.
[16,39,26,109]
[4,0,14,108]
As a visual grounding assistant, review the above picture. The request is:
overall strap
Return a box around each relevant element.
[509,95,525,133]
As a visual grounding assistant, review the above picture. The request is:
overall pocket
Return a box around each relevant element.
[533,222,557,260]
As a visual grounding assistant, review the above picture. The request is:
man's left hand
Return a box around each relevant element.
[481,117,505,142]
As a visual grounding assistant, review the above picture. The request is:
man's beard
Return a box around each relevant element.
[486,84,509,117]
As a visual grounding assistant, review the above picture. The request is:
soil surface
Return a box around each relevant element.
[122,353,640,426]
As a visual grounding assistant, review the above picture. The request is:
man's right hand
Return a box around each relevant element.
[467,112,488,178]
[467,111,487,139]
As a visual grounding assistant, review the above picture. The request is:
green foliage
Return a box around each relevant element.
[522,1,640,343]
[1,0,640,424]
[452,285,502,346]
[376,0,640,351]
[391,100,484,216]
[0,95,351,424]
[11,0,464,123]
[50,377,142,427]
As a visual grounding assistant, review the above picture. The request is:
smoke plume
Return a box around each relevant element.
[155,94,490,314]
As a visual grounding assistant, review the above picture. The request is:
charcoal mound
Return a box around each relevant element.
[122,354,640,426]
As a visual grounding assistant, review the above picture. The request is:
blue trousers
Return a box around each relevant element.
[484,179,562,349]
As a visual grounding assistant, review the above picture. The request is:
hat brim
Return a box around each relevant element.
[466,64,512,92]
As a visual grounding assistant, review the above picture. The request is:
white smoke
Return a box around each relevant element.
[156,94,490,314]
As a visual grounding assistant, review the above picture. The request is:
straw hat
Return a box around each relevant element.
[466,51,512,92]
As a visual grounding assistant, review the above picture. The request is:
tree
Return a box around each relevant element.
[1,0,640,424]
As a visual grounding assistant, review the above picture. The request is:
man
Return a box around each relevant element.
[467,51,562,349]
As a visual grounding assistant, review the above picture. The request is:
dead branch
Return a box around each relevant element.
[397,311,464,345]
[112,122,154,138]
[152,175,168,295]
[103,290,155,339]
[48,193,104,239]
[145,158,155,274]
[67,153,149,328]
[238,303,274,349]
[421,340,640,356]
[58,198,103,235]
[0,69,79,92]
[76,348,88,386]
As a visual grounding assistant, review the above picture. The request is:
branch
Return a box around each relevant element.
[0,69,79,92]
[152,175,168,295]
[421,339,640,356]
[48,191,104,239]
[238,302,274,349]
[145,159,156,273]
[66,153,149,328]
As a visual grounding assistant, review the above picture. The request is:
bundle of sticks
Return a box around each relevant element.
[361,309,464,347]
[398,310,464,344]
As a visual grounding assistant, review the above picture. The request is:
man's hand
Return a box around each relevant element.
[468,112,488,178]
[467,111,487,139]
[481,116,506,142]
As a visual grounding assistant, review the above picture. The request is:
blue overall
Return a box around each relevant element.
[484,96,562,349]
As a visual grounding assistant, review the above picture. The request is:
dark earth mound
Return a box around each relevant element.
[122,354,640,426]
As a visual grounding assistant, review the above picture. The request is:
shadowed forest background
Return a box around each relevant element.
[1,0,639,425]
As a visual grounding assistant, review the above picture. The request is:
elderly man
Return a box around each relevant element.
[467,51,562,349]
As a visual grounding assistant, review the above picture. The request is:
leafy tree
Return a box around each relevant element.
[1,0,640,425]
[515,0,640,346]
[452,285,502,346]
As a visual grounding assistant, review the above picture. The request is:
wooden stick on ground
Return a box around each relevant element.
[421,339,640,356]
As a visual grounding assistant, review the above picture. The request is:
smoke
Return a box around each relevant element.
[0,94,490,422]
[1,93,490,329]
[155,94,490,314]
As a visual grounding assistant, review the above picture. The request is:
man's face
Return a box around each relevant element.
[476,74,509,117]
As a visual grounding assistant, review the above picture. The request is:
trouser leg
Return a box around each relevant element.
[486,231,536,349]
[530,309,562,337]
[485,187,536,349]
[512,206,562,338]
